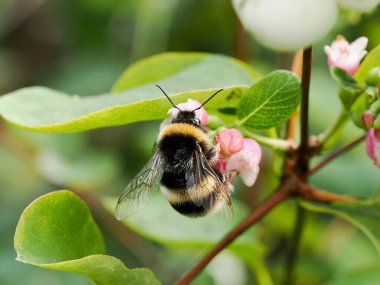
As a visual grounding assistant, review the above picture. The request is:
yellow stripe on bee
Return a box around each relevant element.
[158,123,209,143]
[160,176,217,203]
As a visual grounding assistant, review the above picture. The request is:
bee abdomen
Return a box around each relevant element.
[160,174,222,217]
[169,191,219,217]
[161,171,198,189]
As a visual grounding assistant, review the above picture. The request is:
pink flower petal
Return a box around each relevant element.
[167,99,208,126]
[215,129,244,157]
[324,35,368,75]
[350,37,368,53]
[226,138,262,187]
[366,128,380,167]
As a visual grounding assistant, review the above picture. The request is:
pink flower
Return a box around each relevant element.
[215,129,262,187]
[366,128,380,167]
[167,99,208,126]
[324,35,368,75]
[216,155,227,174]
[215,129,244,156]
[226,139,262,187]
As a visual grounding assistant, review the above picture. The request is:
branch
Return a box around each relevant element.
[175,185,295,285]
[284,46,313,285]
[286,49,303,141]
[307,135,366,177]
[299,47,312,157]
[300,184,358,203]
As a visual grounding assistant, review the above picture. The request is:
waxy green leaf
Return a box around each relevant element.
[236,70,301,129]
[14,190,160,285]
[331,67,362,93]
[301,197,380,254]
[0,53,257,133]
[14,190,106,263]
[355,45,380,83]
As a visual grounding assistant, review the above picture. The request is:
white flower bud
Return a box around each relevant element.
[338,0,379,12]
[232,0,339,51]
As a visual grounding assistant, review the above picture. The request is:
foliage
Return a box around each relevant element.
[1,2,380,285]
[14,190,160,285]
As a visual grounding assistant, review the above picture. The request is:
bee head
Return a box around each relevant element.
[155,85,224,127]
[172,110,201,126]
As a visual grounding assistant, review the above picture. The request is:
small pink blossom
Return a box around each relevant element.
[226,139,262,187]
[168,99,208,126]
[216,155,227,174]
[324,35,368,75]
[215,129,244,157]
[215,128,262,187]
[366,128,380,167]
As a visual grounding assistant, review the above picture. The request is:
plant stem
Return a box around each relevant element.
[307,134,366,177]
[242,129,295,151]
[299,47,312,160]
[174,186,294,285]
[286,49,303,141]
[283,206,306,285]
[300,184,358,203]
[318,110,349,147]
[284,46,313,285]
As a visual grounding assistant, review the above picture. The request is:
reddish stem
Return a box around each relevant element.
[175,187,294,285]
[307,135,366,177]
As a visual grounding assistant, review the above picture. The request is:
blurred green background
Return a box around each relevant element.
[1,1,380,284]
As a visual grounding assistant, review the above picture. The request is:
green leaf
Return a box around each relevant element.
[331,67,364,111]
[355,45,380,83]
[113,52,258,92]
[0,52,256,133]
[41,255,160,285]
[14,190,106,263]
[14,190,160,285]
[331,67,362,92]
[236,70,301,129]
[349,93,367,128]
[301,197,380,254]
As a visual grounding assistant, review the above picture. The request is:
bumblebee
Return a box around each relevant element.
[115,86,233,219]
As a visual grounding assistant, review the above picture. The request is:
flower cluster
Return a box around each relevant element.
[215,129,262,187]
[325,35,380,168]
[324,35,368,75]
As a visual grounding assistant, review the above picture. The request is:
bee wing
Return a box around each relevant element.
[115,152,162,220]
[186,143,233,217]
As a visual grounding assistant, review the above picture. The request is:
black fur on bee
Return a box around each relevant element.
[157,111,225,217]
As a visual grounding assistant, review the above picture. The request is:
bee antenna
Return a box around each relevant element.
[156,85,181,111]
[193,88,224,111]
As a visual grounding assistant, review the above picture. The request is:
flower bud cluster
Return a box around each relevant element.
[325,36,380,168]
[363,99,380,129]
[215,129,262,187]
